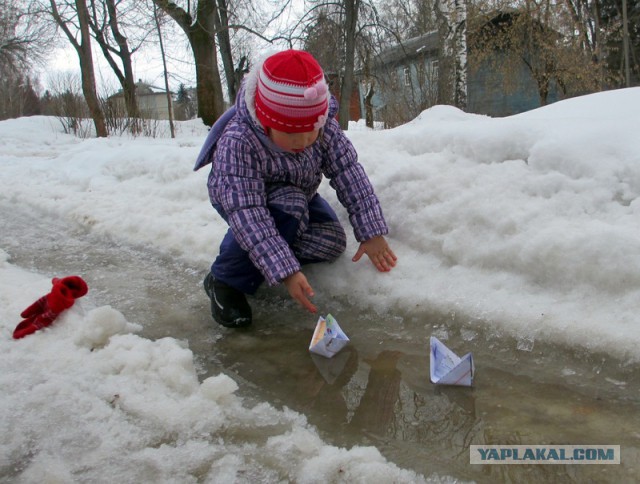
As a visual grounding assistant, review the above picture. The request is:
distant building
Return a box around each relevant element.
[361,11,561,126]
[362,32,440,126]
[108,80,175,120]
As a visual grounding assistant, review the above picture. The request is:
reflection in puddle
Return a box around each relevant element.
[206,298,640,483]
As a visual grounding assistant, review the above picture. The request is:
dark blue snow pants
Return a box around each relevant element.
[211,186,347,295]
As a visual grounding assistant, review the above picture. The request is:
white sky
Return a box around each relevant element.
[40,2,300,96]
[1,87,640,481]
[43,38,198,96]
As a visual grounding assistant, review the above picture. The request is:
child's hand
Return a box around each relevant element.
[283,271,317,313]
[352,235,398,272]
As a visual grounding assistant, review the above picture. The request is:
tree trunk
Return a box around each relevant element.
[339,0,360,130]
[435,0,454,105]
[88,0,141,132]
[364,83,374,128]
[453,0,467,110]
[214,0,238,103]
[105,0,140,121]
[76,0,107,136]
[191,28,225,126]
[50,0,108,137]
[538,68,550,105]
[434,0,467,109]
[90,28,140,122]
[362,49,374,128]
[154,3,175,138]
[153,0,224,127]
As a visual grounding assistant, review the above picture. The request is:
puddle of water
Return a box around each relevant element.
[3,202,640,483]
[205,298,640,483]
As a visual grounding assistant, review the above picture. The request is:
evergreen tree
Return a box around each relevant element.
[175,83,196,120]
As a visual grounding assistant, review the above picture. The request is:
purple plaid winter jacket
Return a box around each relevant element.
[198,80,389,286]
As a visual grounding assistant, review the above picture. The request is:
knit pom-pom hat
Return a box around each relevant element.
[254,50,329,133]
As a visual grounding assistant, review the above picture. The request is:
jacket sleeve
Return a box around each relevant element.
[210,135,301,285]
[322,119,389,242]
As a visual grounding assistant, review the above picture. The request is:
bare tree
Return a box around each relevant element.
[152,0,225,126]
[152,2,175,137]
[360,43,375,127]
[563,0,602,61]
[468,0,607,105]
[453,0,468,109]
[338,0,359,128]
[378,0,437,41]
[0,0,53,118]
[303,8,342,71]
[45,71,95,137]
[213,0,239,102]
[599,0,639,86]
[49,0,108,137]
[301,0,388,129]
[434,0,467,108]
[213,0,292,103]
[87,0,146,122]
[152,0,304,124]
[204,0,270,104]
[1,0,54,70]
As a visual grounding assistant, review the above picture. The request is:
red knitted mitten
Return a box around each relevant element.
[13,276,88,339]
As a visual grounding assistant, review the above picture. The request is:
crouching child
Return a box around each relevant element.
[194,49,397,328]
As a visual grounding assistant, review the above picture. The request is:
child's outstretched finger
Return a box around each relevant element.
[293,283,317,312]
[298,293,317,313]
[284,271,317,313]
[352,245,365,262]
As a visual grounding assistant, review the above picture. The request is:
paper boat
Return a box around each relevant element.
[429,336,474,386]
[309,314,349,358]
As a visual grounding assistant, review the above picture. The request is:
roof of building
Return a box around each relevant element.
[374,32,439,66]
[109,80,172,99]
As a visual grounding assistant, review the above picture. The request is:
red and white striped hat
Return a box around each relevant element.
[255,50,329,133]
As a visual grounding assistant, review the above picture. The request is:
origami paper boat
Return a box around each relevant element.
[309,314,349,358]
[429,336,474,386]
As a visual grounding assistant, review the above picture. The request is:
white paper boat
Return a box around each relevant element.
[309,314,349,358]
[429,336,474,386]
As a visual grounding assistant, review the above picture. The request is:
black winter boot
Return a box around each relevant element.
[203,273,252,328]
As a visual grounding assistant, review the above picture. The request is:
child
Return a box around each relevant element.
[194,49,397,328]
